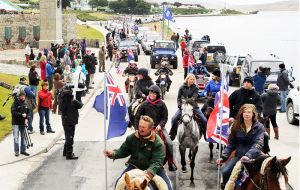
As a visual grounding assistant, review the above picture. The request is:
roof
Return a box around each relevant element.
[246,54,284,62]
[0,0,23,11]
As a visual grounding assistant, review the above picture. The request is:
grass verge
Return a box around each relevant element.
[76,24,105,41]
[0,73,20,141]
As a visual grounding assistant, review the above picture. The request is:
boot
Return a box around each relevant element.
[273,127,279,140]
[66,153,79,160]
[265,128,270,139]
[169,125,177,141]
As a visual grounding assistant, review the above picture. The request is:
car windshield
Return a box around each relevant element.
[192,41,207,48]
[154,42,174,49]
[237,57,246,66]
[250,61,282,74]
[207,46,226,53]
[119,41,135,47]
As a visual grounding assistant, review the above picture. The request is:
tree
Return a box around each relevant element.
[62,0,71,9]
[162,2,168,5]
[128,0,136,8]
[174,2,182,7]
[89,0,99,9]
[98,0,108,7]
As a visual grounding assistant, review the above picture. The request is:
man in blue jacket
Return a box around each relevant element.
[46,60,55,91]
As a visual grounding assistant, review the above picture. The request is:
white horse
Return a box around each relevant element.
[177,98,201,187]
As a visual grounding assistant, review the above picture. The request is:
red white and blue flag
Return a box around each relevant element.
[187,54,195,73]
[93,72,128,139]
[206,76,230,146]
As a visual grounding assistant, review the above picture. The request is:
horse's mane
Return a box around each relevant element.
[243,156,288,179]
[183,98,197,108]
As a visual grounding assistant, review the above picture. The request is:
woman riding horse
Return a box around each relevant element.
[216,104,266,189]
[169,73,207,140]
[134,85,177,172]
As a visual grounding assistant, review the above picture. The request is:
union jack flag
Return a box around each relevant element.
[207,74,230,145]
[93,72,128,139]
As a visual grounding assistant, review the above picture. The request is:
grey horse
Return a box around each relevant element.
[177,98,202,187]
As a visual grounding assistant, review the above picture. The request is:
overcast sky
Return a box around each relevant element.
[224,0,287,5]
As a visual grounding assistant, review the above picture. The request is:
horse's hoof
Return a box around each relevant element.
[182,166,187,173]
[190,182,195,188]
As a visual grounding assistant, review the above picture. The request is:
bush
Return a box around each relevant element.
[220,9,243,15]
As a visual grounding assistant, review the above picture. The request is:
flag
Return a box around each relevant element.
[93,72,128,139]
[206,74,230,145]
[188,54,195,73]
[127,48,135,62]
[164,7,175,22]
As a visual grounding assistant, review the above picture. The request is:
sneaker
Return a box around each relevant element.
[40,131,45,135]
[15,152,19,157]
[21,152,30,156]
[47,130,55,133]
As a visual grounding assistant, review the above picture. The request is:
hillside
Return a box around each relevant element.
[230,0,299,11]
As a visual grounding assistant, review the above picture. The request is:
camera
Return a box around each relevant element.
[261,67,271,76]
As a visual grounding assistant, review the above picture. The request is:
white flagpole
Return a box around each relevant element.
[217,63,225,190]
[103,72,108,189]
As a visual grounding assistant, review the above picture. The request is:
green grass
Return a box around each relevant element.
[0,73,20,141]
[76,24,105,41]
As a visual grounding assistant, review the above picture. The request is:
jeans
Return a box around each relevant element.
[280,91,288,112]
[115,164,173,190]
[38,108,52,132]
[13,125,26,153]
[222,157,240,185]
[27,109,34,131]
[29,85,38,104]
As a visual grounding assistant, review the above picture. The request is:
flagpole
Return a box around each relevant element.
[162,5,165,40]
[104,71,108,190]
[217,62,225,190]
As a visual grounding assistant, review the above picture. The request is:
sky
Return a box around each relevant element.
[147,0,290,5]
[224,0,287,5]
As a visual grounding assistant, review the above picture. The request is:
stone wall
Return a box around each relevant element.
[0,13,76,50]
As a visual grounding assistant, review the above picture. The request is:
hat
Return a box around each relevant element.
[136,68,148,77]
[19,76,27,82]
[148,85,161,98]
[18,91,26,97]
[243,76,254,86]
[279,63,285,69]
[212,69,221,78]
[268,84,279,91]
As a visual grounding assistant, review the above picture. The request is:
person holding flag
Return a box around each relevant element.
[216,104,265,189]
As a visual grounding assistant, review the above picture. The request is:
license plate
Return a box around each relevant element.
[236,67,241,74]
[207,56,212,61]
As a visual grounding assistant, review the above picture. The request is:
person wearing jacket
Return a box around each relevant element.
[155,61,173,91]
[38,55,47,81]
[180,39,187,57]
[128,68,154,128]
[182,50,189,79]
[52,73,65,114]
[28,65,40,103]
[104,116,173,190]
[261,84,281,139]
[229,76,263,120]
[277,63,294,112]
[169,74,207,140]
[216,104,265,187]
[11,91,30,157]
[38,82,55,135]
[123,60,138,93]
[253,66,267,95]
[59,91,83,160]
[134,85,177,172]
[98,46,106,72]
[73,65,86,103]
[46,60,55,91]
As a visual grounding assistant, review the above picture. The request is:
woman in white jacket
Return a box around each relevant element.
[73,65,86,103]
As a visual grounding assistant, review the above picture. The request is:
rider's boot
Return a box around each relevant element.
[265,128,270,139]
[273,127,279,140]
[169,125,177,141]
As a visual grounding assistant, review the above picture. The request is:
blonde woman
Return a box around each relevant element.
[169,73,207,140]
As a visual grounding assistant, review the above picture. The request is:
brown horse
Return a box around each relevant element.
[236,156,291,190]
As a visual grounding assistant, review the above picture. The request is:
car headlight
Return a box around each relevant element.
[171,56,175,59]
[155,56,159,59]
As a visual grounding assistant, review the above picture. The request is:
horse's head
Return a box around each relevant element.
[245,156,291,190]
[181,98,196,125]
[124,173,150,190]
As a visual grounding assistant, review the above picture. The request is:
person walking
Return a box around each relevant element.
[182,50,189,79]
[25,42,31,67]
[170,33,177,50]
[80,39,87,57]
[37,82,55,135]
[180,39,187,57]
[39,55,47,81]
[176,33,180,50]
[29,48,35,61]
[253,66,267,95]
[98,46,106,72]
[28,65,40,103]
[261,84,280,139]
[11,91,30,157]
[52,73,65,114]
[277,63,294,112]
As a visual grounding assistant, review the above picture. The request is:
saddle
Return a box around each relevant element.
[131,98,144,116]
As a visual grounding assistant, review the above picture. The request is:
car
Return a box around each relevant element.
[204,43,227,70]
[188,39,209,56]
[239,54,293,88]
[150,40,178,69]
[127,35,141,55]
[117,40,138,62]
[141,34,161,55]
[286,86,300,125]
[222,54,246,86]
[136,27,150,43]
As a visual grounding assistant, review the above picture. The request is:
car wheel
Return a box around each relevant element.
[287,102,298,125]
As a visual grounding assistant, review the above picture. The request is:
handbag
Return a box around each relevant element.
[78,72,85,89]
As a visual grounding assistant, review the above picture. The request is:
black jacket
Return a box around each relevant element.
[134,99,168,128]
[59,99,83,125]
[229,87,263,118]
[11,99,29,125]
[261,90,280,115]
[277,69,292,91]
[133,79,154,99]
[177,83,198,108]
[28,71,40,86]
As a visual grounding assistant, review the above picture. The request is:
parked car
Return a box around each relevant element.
[136,27,150,43]
[117,40,138,62]
[222,54,246,86]
[239,54,293,89]
[188,39,209,56]
[127,35,141,55]
[150,40,177,69]
[204,43,227,70]
[286,86,299,125]
[141,34,161,55]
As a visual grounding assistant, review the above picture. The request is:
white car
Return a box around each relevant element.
[141,34,161,55]
[286,86,300,125]
[221,54,246,86]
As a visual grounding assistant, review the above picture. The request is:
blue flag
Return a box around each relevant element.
[93,72,128,139]
[164,7,175,22]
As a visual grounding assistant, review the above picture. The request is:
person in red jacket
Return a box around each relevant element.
[182,50,189,79]
[38,81,55,135]
[180,39,187,57]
